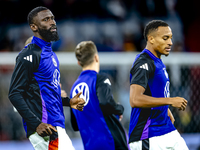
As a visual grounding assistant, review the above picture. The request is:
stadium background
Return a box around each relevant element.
[0,0,200,149]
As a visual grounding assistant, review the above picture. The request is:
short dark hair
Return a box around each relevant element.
[144,20,169,41]
[27,6,48,25]
[75,41,97,67]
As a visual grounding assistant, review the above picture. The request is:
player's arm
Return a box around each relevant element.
[8,56,41,131]
[70,108,79,131]
[96,74,124,116]
[130,84,170,107]
[60,83,85,110]
[60,83,70,107]
[62,93,85,111]
[130,59,187,110]
[62,97,71,106]
[130,84,187,110]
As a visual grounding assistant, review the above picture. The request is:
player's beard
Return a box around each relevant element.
[165,53,169,57]
[38,26,59,42]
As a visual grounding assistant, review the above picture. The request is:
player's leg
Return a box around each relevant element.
[57,126,75,150]
[129,130,188,150]
[171,130,189,150]
[149,130,189,150]
[29,127,75,150]
[129,140,142,150]
[29,132,49,150]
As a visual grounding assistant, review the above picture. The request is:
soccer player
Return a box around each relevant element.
[8,6,85,150]
[129,20,189,150]
[70,41,129,150]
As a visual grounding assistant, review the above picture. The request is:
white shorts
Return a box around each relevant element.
[29,126,75,150]
[129,130,188,150]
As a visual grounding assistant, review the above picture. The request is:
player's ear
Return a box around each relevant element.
[94,54,99,63]
[77,61,81,66]
[30,24,38,32]
[148,35,155,44]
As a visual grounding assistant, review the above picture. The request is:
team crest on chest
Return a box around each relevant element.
[52,56,57,67]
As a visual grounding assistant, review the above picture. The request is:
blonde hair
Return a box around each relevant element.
[75,41,97,67]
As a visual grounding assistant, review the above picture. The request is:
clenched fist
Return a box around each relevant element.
[170,97,187,111]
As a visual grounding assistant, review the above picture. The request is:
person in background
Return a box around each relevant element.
[129,20,188,150]
[8,6,85,150]
[70,41,129,150]
[24,36,33,46]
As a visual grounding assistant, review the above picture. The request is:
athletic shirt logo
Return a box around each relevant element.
[163,68,168,79]
[163,68,170,97]
[52,69,60,88]
[52,56,57,67]
[72,82,90,106]
[164,81,170,98]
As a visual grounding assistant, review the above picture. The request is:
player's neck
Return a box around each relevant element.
[33,33,49,42]
[82,62,99,73]
[145,45,161,59]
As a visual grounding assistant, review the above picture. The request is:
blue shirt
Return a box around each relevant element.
[129,49,176,142]
[31,37,65,127]
[9,36,65,137]
[70,70,128,150]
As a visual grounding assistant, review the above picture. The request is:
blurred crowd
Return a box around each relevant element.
[0,0,200,52]
[0,0,200,142]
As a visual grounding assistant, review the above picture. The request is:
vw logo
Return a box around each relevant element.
[72,82,90,106]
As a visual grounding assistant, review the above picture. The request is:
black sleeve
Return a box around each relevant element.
[62,97,71,107]
[70,108,79,131]
[96,74,124,116]
[130,56,155,89]
[8,54,41,131]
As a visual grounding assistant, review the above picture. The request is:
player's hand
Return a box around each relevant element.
[61,90,67,97]
[171,97,187,111]
[60,83,67,97]
[36,123,57,137]
[70,92,85,111]
[119,115,123,121]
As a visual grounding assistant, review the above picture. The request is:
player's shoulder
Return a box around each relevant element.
[18,44,41,58]
[136,52,154,64]
[131,52,156,75]
[18,44,41,56]
[97,73,109,81]
[17,44,42,66]
[133,52,155,68]
[96,73,112,86]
